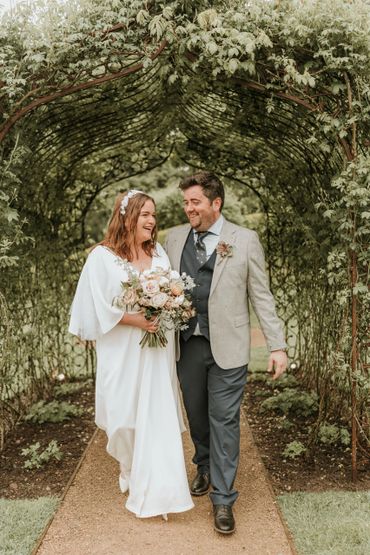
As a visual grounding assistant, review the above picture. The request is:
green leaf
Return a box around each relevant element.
[207,41,218,55]
[228,58,239,74]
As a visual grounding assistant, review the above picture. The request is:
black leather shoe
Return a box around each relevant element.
[190,471,210,496]
[213,504,235,534]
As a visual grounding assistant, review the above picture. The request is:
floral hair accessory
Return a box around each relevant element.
[216,241,234,259]
[120,190,145,216]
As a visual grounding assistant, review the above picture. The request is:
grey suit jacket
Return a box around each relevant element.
[164,218,287,370]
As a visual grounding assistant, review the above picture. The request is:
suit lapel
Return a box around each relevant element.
[210,219,236,296]
[171,224,191,272]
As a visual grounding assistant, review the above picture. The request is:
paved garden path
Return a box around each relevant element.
[36,330,295,555]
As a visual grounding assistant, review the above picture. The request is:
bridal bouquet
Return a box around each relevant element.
[113,264,196,348]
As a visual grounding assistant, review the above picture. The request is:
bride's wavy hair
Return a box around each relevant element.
[99,192,157,260]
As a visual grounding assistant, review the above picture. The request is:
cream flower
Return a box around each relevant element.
[142,280,160,295]
[151,292,169,308]
[172,294,185,306]
[122,289,138,306]
[159,276,170,286]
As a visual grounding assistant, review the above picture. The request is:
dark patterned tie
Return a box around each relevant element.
[195,231,210,265]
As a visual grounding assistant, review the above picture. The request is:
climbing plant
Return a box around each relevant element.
[0,0,369,475]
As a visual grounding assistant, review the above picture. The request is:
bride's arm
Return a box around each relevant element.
[118,312,158,332]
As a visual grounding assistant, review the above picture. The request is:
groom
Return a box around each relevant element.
[165,171,287,534]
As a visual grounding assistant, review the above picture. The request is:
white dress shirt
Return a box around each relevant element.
[193,214,224,259]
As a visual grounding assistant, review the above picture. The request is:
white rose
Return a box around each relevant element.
[170,270,180,279]
[151,292,169,308]
[142,280,160,295]
[172,294,185,306]
[159,276,170,286]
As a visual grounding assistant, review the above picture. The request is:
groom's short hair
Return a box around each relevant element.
[179,171,224,210]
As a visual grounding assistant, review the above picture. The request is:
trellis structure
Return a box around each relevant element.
[0,0,369,477]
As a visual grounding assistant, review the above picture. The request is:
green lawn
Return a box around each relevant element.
[278,491,370,555]
[0,497,59,555]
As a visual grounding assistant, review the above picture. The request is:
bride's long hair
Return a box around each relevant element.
[99,192,157,260]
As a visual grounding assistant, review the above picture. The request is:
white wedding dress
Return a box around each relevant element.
[69,243,193,518]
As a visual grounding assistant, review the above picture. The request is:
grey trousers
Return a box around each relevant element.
[177,336,248,506]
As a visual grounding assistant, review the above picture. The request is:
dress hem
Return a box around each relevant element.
[125,502,194,519]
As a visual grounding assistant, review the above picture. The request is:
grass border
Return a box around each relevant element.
[30,426,99,555]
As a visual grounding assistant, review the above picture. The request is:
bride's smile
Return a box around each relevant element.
[135,199,156,244]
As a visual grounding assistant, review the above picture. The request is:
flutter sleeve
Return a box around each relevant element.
[68,247,125,340]
[155,242,171,270]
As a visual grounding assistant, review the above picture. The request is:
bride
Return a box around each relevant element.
[68,190,194,519]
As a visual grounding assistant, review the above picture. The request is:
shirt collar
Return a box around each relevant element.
[209,214,224,236]
[193,214,224,237]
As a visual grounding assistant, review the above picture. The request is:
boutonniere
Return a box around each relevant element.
[216,241,234,260]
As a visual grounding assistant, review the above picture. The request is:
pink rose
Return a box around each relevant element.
[170,280,184,296]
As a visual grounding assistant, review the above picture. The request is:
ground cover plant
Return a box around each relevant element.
[25,400,84,424]
[21,440,63,470]
[245,346,369,492]
[0,378,95,499]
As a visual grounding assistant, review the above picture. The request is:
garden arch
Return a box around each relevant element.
[0,0,369,476]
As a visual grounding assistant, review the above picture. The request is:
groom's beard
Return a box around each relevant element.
[187,213,202,230]
[186,212,219,232]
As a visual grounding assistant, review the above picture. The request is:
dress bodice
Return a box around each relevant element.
[69,243,170,340]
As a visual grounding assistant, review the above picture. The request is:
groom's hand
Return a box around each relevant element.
[267,350,287,380]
